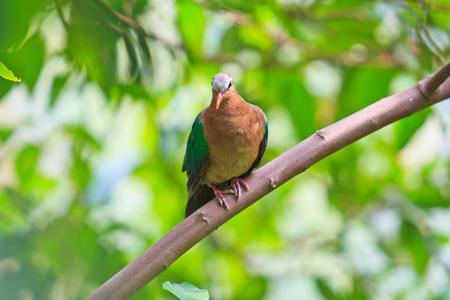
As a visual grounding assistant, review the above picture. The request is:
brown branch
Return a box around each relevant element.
[87,62,450,300]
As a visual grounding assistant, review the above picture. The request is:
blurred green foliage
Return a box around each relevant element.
[0,0,449,299]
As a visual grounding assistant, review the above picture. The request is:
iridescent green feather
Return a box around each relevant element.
[182,113,209,175]
[263,119,268,147]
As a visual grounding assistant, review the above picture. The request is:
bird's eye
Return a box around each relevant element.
[228,82,232,89]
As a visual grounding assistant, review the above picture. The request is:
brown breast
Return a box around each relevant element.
[201,98,266,186]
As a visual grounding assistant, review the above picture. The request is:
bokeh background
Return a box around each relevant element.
[1,0,450,299]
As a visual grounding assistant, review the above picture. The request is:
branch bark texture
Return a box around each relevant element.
[87,64,450,300]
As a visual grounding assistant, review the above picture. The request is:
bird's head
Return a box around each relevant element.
[211,72,233,109]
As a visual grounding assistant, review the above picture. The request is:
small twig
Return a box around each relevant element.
[421,61,450,97]
[90,0,147,35]
[423,26,447,61]
[407,0,450,13]
[54,0,69,29]
[89,0,180,49]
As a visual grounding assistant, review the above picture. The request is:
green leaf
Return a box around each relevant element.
[2,33,45,89]
[400,221,430,274]
[163,281,209,300]
[0,190,27,233]
[394,109,429,150]
[0,0,44,52]
[0,128,13,141]
[265,70,315,139]
[15,145,40,185]
[238,25,273,50]
[71,151,92,190]
[337,67,395,120]
[50,75,69,106]
[65,126,102,151]
[68,0,120,91]
[177,0,205,57]
[0,61,20,82]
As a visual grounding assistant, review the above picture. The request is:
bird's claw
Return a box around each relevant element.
[212,184,231,210]
[229,178,250,201]
[217,195,230,210]
[212,178,250,210]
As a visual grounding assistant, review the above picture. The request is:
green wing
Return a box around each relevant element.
[262,117,268,153]
[241,114,268,177]
[182,112,209,199]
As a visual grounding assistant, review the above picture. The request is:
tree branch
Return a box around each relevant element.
[87,63,450,300]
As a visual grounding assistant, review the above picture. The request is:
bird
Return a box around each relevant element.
[182,72,268,217]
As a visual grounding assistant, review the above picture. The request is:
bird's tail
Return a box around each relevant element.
[185,182,228,218]
[185,184,214,217]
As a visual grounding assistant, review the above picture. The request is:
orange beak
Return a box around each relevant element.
[215,92,224,109]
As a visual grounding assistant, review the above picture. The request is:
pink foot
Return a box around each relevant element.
[229,178,250,200]
[211,178,250,210]
[211,183,237,210]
